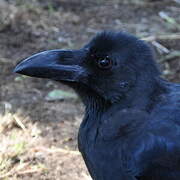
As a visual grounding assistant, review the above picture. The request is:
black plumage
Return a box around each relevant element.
[14,31,180,180]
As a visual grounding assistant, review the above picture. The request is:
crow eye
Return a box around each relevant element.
[97,56,112,69]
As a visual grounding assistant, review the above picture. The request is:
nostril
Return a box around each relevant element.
[57,51,74,63]
[58,56,74,64]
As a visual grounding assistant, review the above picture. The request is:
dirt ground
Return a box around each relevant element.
[0,0,180,179]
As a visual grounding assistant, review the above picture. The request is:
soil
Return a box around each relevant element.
[0,0,180,179]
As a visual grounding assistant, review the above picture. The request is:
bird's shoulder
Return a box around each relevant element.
[135,83,180,178]
[150,82,180,128]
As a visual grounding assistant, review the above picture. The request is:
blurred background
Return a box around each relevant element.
[0,0,180,179]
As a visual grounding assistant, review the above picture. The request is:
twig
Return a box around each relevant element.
[0,168,42,178]
[152,41,170,54]
[13,115,27,132]
[0,162,45,178]
[160,51,180,63]
[15,168,43,175]
[33,146,80,155]
[0,162,29,178]
[159,11,180,29]
[141,33,180,42]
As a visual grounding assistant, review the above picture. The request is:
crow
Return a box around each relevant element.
[14,31,180,180]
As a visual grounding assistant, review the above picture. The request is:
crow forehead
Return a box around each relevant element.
[86,31,138,55]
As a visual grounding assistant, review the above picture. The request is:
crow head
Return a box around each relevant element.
[14,32,160,104]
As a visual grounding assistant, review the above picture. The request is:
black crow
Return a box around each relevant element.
[14,31,180,180]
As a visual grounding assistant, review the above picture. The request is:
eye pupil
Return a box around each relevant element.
[100,59,109,66]
[98,57,112,69]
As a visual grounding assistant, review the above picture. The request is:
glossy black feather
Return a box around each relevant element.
[14,31,180,180]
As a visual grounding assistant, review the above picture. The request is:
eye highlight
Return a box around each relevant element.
[97,56,112,69]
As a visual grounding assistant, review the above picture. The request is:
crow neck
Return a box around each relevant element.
[79,76,166,122]
[79,91,110,130]
[124,76,166,111]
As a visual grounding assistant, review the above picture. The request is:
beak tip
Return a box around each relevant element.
[13,65,21,74]
[13,67,18,73]
[13,63,26,74]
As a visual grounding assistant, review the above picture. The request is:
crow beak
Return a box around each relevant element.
[14,50,86,82]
